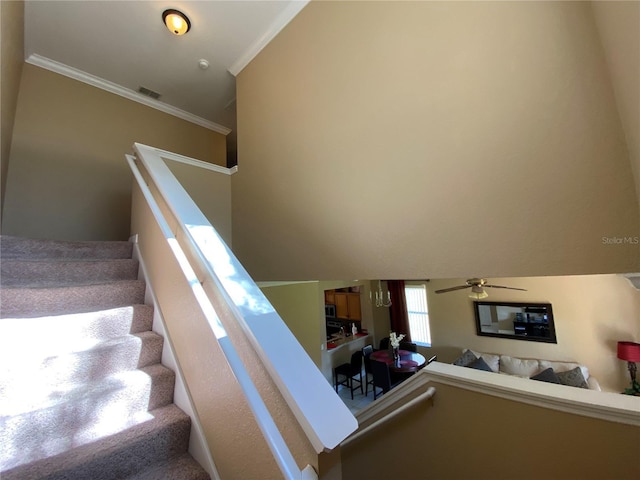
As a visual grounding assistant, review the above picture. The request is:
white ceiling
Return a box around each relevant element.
[24,0,309,164]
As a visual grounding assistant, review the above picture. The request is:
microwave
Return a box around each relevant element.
[325,304,336,317]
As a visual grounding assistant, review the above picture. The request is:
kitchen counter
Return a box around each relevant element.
[326,332,370,351]
[321,333,372,384]
[325,333,371,378]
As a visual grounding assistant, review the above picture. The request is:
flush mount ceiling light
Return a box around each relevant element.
[162,9,191,36]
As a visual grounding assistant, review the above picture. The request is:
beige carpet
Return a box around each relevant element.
[0,235,210,479]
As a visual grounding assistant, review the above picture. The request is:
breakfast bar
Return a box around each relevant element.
[326,332,371,372]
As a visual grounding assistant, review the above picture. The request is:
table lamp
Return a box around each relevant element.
[617,341,640,395]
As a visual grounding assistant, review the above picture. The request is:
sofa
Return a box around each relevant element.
[452,348,601,391]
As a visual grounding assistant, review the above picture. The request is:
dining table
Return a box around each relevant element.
[370,349,427,373]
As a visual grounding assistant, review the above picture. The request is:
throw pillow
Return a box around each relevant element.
[452,349,477,367]
[470,349,500,372]
[540,360,590,382]
[467,357,493,372]
[500,355,540,377]
[530,368,561,384]
[556,367,589,389]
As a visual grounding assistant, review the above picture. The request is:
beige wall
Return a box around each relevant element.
[261,281,324,367]
[342,382,639,480]
[424,274,640,392]
[234,0,639,282]
[2,64,227,241]
[165,160,233,246]
[0,0,24,223]
[591,0,640,214]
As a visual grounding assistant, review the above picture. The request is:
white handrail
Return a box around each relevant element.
[127,155,316,480]
[342,387,436,446]
[131,143,357,454]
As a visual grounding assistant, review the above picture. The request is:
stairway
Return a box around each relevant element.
[0,235,210,480]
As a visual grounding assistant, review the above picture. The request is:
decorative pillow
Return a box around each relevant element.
[556,367,589,389]
[452,349,477,367]
[466,357,493,372]
[530,368,561,384]
[540,360,590,381]
[499,355,540,377]
[469,349,500,372]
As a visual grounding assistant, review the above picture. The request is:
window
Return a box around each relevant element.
[405,284,431,346]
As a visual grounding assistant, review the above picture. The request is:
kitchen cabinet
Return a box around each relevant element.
[324,290,335,305]
[334,292,361,321]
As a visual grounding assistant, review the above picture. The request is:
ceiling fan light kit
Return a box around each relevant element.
[469,285,489,300]
[163,9,191,36]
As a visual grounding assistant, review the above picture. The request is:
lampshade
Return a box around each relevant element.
[163,9,191,35]
[617,341,640,362]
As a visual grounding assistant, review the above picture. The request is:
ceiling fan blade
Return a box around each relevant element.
[483,284,527,291]
[435,285,471,294]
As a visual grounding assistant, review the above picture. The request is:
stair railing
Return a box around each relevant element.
[127,143,357,479]
[343,387,435,445]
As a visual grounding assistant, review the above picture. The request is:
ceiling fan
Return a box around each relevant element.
[435,278,527,299]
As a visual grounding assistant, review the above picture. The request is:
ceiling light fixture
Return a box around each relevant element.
[468,285,489,300]
[370,280,392,308]
[162,9,191,36]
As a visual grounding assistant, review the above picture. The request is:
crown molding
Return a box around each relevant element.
[228,0,310,76]
[26,54,232,136]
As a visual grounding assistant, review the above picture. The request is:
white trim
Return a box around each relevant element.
[301,465,318,480]
[228,0,310,76]
[135,143,235,175]
[422,362,640,426]
[26,54,231,135]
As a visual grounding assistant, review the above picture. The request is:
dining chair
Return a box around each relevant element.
[378,337,390,351]
[371,359,401,400]
[334,351,364,399]
[400,341,418,352]
[362,344,375,396]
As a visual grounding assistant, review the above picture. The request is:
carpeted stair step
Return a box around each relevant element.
[0,235,133,260]
[0,258,140,287]
[0,235,210,479]
[124,452,211,480]
[0,331,164,395]
[0,279,146,318]
[0,305,154,357]
[0,364,177,470]
[0,362,175,419]
[0,404,194,480]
